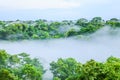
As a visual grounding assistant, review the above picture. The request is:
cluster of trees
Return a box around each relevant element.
[0,49,45,80]
[50,57,120,80]
[0,17,120,40]
[1,49,120,80]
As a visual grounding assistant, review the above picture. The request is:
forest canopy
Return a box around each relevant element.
[0,49,45,80]
[50,57,120,80]
[0,17,120,40]
[1,50,120,80]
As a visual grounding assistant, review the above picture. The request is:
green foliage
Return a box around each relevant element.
[106,18,120,28]
[0,69,18,80]
[50,57,120,80]
[0,50,44,80]
[50,58,81,80]
[76,18,88,27]
[53,77,61,80]
[1,49,120,80]
[90,17,105,26]
[0,50,8,65]
[79,24,102,34]
[21,64,42,80]
[65,29,78,37]
[0,17,119,40]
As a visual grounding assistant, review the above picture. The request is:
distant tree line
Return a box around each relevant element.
[0,17,120,40]
[1,49,120,80]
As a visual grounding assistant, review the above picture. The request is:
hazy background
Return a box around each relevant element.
[0,0,119,20]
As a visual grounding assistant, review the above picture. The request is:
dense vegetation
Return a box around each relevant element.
[0,17,120,40]
[1,50,120,80]
[0,49,45,80]
[50,57,120,80]
[0,17,120,80]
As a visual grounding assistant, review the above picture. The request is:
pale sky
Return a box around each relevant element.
[0,0,119,20]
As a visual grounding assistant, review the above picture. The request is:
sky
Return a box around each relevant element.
[0,0,119,20]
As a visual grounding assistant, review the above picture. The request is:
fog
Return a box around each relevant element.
[0,26,120,79]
